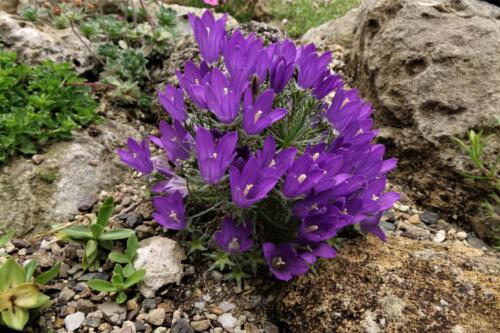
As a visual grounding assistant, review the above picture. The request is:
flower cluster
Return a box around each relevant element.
[118,10,399,281]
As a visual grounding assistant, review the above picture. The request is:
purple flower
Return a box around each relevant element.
[149,120,191,164]
[188,11,227,64]
[152,175,189,198]
[256,136,296,179]
[177,61,210,108]
[206,68,245,124]
[153,191,186,230]
[195,127,238,184]
[312,72,342,99]
[117,138,154,175]
[243,88,288,135]
[360,213,386,241]
[297,49,332,89]
[282,155,325,198]
[268,40,297,93]
[263,243,309,281]
[230,157,279,208]
[158,85,187,122]
[297,210,351,242]
[297,241,336,264]
[214,218,254,254]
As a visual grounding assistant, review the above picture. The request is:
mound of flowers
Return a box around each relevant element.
[118,10,399,281]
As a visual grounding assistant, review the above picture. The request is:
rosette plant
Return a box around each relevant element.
[118,10,399,281]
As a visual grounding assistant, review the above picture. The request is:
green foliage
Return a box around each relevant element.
[455,126,499,248]
[21,7,39,22]
[271,0,361,37]
[0,51,99,162]
[88,235,145,304]
[0,231,15,249]
[0,258,60,331]
[62,197,136,270]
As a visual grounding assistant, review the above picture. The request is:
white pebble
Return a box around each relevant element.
[64,312,85,332]
[217,313,237,330]
[433,230,446,243]
[456,231,467,240]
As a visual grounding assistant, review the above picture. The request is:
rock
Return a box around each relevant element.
[121,321,137,333]
[0,12,94,72]
[301,0,500,244]
[407,214,421,225]
[98,301,127,325]
[59,287,76,302]
[134,236,185,298]
[86,310,103,328]
[218,301,236,313]
[76,299,97,314]
[456,231,467,241]
[244,323,260,333]
[31,154,44,165]
[0,119,140,235]
[0,0,19,13]
[146,308,166,326]
[171,319,194,333]
[433,230,446,243]
[217,313,237,330]
[190,319,210,332]
[277,235,500,332]
[77,194,98,212]
[64,312,85,332]
[263,322,279,333]
[395,221,431,240]
[126,212,143,228]
[420,211,439,225]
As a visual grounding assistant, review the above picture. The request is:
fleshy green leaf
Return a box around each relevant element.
[96,197,114,227]
[85,240,98,259]
[63,225,93,240]
[116,291,127,304]
[99,229,135,241]
[126,234,139,259]
[12,283,40,308]
[123,263,135,278]
[87,279,116,292]
[2,307,29,331]
[108,252,130,264]
[90,223,105,239]
[124,269,145,289]
[33,293,51,309]
[35,261,61,285]
[0,258,26,289]
[24,260,38,282]
[0,230,15,248]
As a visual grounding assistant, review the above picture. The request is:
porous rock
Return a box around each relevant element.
[134,236,186,298]
[301,0,500,243]
[277,235,500,332]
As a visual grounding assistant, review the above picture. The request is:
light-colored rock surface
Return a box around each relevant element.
[278,235,500,332]
[0,11,94,71]
[0,119,140,235]
[134,236,186,297]
[98,301,127,325]
[301,0,500,243]
[64,312,86,332]
[0,0,18,13]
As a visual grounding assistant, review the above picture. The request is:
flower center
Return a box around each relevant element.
[371,194,379,201]
[254,110,263,123]
[272,256,286,269]
[312,152,320,161]
[297,174,307,184]
[243,184,254,197]
[310,203,319,211]
[306,225,319,233]
[268,159,276,168]
[228,238,240,251]
[224,87,229,95]
[169,210,179,223]
[340,208,348,214]
[212,152,218,159]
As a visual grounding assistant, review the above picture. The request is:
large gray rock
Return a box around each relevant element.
[0,11,94,71]
[0,119,140,235]
[134,236,185,298]
[302,0,500,243]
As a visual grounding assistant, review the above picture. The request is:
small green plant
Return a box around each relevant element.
[88,235,145,304]
[0,231,15,249]
[157,6,177,28]
[0,259,61,331]
[21,7,39,22]
[0,51,99,162]
[62,197,135,270]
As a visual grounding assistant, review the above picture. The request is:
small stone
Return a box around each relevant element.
[32,154,44,165]
[127,298,139,311]
[456,231,467,241]
[121,321,137,333]
[211,305,224,315]
[245,323,260,333]
[77,194,98,212]
[87,124,102,137]
[451,325,465,333]
[194,302,205,311]
[146,308,166,326]
[217,313,237,330]
[433,230,446,243]
[76,299,97,314]
[142,298,157,311]
[11,238,30,248]
[380,221,395,231]
[408,214,421,225]
[60,287,76,301]
[191,319,210,331]
[126,212,144,228]
[157,302,174,313]
[154,328,167,333]
[213,328,223,333]
[86,310,103,328]
[171,319,194,333]
[4,242,15,253]
[65,312,85,332]
[219,301,235,313]
[397,204,410,212]
[420,211,439,225]
[98,301,127,325]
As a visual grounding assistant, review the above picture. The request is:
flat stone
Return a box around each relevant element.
[76,299,97,314]
[146,308,166,326]
[64,312,85,332]
[98,301,127,325]
[171,319,194,333]
[191,319,210,332]
[420,211,439,225]
[217,313,237,330]
[433,230,446,243]
[59,287,76,301]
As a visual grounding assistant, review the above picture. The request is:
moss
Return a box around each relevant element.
[35,168,58,184]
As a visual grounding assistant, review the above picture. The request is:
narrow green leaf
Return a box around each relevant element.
[126,234,139,259]
[123,263,134,278]
[24,259,38,282]
[108,252,130,264]
[35,261,61,285]
[116,291,127,304]
[87,279,116,292]
[111,272,124,285]
[85,240,98,259]
[90,223,105,239]
[0,258,26,288]
[63,225,93,240]
[124,269,145,289]
[0,230,15,248]
[97,197,114,227]
[99,229,135,241]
